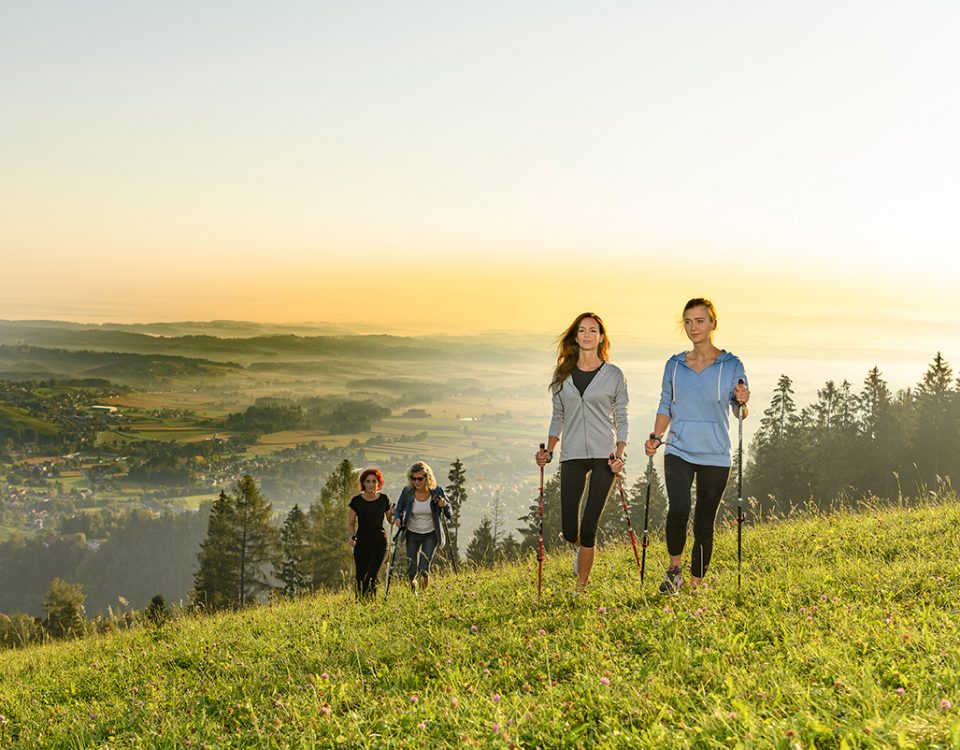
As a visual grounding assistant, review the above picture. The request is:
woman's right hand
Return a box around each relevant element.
[644,436,661,456]
[535,446,551,467]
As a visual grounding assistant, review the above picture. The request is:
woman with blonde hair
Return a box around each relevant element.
[535,312,628,593]
[645,297,750,594]
[393,461,452,593]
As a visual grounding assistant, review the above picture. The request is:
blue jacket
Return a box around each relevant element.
[394,485,453,547]
[657,351,747,467]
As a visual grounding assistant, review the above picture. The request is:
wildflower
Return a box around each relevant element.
[820,593,827,601]
[896,687,905,696]
[419,722,427,730]
[538,628,546,636]
[728,711,738,720]
[321,672,330,680]
[524,712,533,721]
[320,704,331,717]
[410,695,419,704]
[0,714,7,725]
[785,729,796,738]
[940,699,953,710]
[450,697,459,708]
[492,723,501,732]
[597,607,607,614]
[663,605,672,613]
[492,693,501,703]
[470,624,479,633]
[600,677,611,686]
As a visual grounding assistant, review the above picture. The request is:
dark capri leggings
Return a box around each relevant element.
[664,453,730,578]
[560,458,615,548]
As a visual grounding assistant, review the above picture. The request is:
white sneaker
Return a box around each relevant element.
[573,546,580,576]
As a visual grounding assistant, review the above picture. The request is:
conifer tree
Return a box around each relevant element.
[466,516,496,566]
[193,491,239,611]
[43,578,86,639]
[193,477,276,610]
[275,504,310,598]
[306,459,356,589]
[747,374,801,510]
[914,352,956,483]
[232,475,277,607]
[446,458,467,561]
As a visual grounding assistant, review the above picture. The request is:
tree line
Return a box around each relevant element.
[745,353,959,511]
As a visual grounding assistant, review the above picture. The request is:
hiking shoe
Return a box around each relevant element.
[658,566,684,595]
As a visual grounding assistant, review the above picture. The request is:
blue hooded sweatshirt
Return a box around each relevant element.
[656,350,747,467]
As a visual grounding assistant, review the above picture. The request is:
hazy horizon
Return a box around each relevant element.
[3,2,957,367]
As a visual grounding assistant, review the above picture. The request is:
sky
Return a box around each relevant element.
[2,1,958,378]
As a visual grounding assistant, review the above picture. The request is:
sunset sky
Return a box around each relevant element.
[2,1,958,379]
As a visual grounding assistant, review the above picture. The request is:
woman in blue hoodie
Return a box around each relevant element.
[536,312,628,593]
[645,298,749,594]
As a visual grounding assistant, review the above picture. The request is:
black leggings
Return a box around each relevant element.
[354,536,387,598]
[560,458,615,548]
[664,454,730,578]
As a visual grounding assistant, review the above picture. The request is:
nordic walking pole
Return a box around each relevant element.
[384,523,405,601]
[610,453,642,576]
[441,516,459,575]
[537,442,546,603]
[737,377,745,591]
[640,454,653,583]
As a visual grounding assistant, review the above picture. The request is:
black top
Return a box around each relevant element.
[349,493,391,541]
[572,363,604,397]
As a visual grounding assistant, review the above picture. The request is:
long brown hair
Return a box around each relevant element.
[549,312,610,394]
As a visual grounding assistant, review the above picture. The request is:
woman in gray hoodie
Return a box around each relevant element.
[645,298,750,594]
[536,312,628,593]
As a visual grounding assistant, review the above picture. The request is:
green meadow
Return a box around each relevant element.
[1,497,958,748]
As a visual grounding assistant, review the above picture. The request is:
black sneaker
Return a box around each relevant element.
[658,566,684,595]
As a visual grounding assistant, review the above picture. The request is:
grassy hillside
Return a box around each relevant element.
[1,499,958,748]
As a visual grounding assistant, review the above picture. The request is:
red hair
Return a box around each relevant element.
[358,468,384,491]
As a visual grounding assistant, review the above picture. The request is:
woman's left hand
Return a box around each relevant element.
[435,496,447,508]
[608,456,625,475]
[734,382,750,405]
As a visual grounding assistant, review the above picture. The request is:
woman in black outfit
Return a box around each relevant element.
[347,467,394,599]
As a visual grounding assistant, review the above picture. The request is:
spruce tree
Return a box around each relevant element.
[747,374,801,511]
[466,516,497,566]
[232,475,277,607]
[914,353,956,484]
[43,578,86,640]
[275,504,310,598]
[306,459,356,589]
[193,477,276,610]
[446,458,467,561]
[193,491,239,611]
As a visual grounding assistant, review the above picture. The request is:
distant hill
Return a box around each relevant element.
[0,345,242,386]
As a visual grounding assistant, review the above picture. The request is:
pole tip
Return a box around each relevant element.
[540,442,545,450]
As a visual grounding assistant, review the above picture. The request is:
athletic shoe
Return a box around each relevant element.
[573,546,580,576]
[658,566,684,595]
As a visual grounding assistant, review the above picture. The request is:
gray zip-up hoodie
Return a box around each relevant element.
[548,362,629,461]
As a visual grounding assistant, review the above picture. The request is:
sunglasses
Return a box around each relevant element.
[411,476,426,482]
